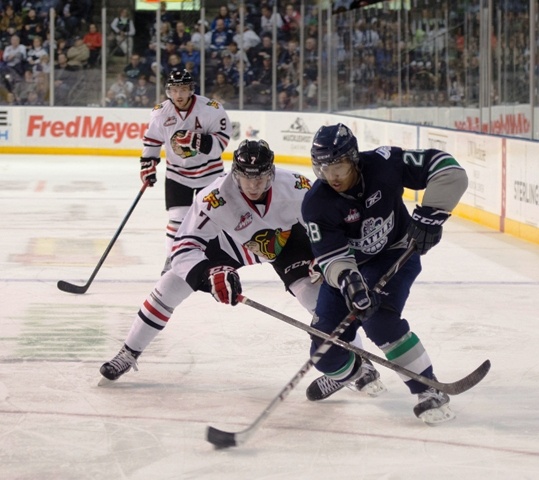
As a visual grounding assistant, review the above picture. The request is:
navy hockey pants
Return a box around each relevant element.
[310,249,421,374]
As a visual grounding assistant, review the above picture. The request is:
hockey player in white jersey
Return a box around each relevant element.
[99,140,385,395]
[139,69,232,272]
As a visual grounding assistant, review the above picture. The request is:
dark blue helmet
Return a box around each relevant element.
[310,124,360,181]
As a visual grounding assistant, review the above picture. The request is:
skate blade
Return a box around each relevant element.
[97,376,116,387]
[418,405,456,425]
[360,379,388,397]
[346,378,388,397]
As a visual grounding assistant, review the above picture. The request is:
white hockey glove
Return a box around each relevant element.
[206,266,242,306]
[338,270,379,318]
[140,157,160,186]
[408,205,451,255]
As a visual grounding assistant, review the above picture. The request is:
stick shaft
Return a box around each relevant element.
[57,182,149,294]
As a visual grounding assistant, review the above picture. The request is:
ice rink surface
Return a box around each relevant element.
[1,154,538,480]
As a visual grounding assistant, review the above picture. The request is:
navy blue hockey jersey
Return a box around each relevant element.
[301,146,467,277]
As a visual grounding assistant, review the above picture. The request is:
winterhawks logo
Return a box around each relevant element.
[203,189,226,210]
[294,175,311,190]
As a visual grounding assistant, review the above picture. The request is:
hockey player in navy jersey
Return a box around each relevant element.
[100,139,384,393]
[302,123,468,424]
[139,70,232,273]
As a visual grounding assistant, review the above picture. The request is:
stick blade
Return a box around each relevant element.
[441,359,492,395]
[57,280,88,295]
[206,426,238,449]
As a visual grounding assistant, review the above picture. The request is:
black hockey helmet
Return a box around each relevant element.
[310,123,360,181]
[232,140,275,190]
[165,69,195,91]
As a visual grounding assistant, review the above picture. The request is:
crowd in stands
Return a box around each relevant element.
[0,0,534,110]
[0,0,96,105]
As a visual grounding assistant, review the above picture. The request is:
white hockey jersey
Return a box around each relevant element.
[142,95,232,188]
[171,168,313,282]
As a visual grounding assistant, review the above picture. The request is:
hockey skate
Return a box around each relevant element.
[306,357,386,401]
[413,386,456,425]
[99,344,141,385]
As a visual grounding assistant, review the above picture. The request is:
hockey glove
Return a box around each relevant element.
[338,270,379,317]
[408,205,451,255]
[171,130,212,156]
[140,157,160,186]
[207,266,242,306]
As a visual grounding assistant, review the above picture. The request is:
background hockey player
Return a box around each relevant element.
[139,69,232,273]
[101,140,383,395]
[301,123,468,424]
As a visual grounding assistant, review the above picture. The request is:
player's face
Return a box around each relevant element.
[237,174,272,201]
[167,84,193,109]
[320,159,358,192]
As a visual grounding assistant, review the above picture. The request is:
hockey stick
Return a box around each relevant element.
[238,296,491,396]
[57,181,150,294]
[206,243,416,449]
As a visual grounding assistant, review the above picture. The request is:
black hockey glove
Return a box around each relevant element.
[171,130,213,156]
[408,205,451,255]
[206,266,242,306]
[140,157,160,186]
[338,270,379,318]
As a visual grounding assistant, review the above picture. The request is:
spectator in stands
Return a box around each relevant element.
[1,34,27,77]
[180,41,201,78]
[0,5,23,36]
[33,70,50,101]
[133,93,153,109]
[164,53,184,77]
[211,5,235,31]
[172,21,191,51]
[54,37,69,62]
[66,35,89,70]
[161,38,180,68]
[24,89,44,106]
[210,18,234,54]
[190,20,211,52]
[20,8,43,46]
[304,37,318,83]
[232,22,260,55]
[43,9,67,43]
[26,36,48,70]
[225,40,250,68]
[245,53,272,107]
[277,89,296,111]
[133,74,156,106]
[158,1,177,28]
[111,8,135,58]
[148,60,164,86]
[14,69,37,104]
[281,3,301,41]
[260,3,283,37]
[107,72,134,105]
[146,21,173,63]
[210,70,236,106]
[124,53,151,82]
[83,23,103,68]
[219,51,240,91]
[3,91,18,105]
[278,39,299,73]
[34,53,51,75]
[61,0,83,38]
[54,53,76,105]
